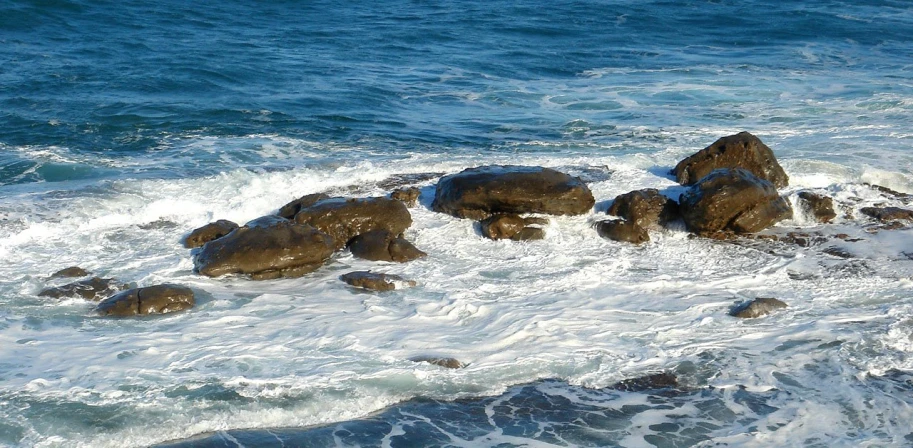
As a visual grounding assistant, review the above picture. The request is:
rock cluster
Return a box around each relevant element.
[679,168,792,235]
[597,189,679,244]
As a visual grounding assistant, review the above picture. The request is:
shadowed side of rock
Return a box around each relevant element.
[672,132,789,188]
[96,284,195,317]
[294,197,413,250]
[679,169,792,235]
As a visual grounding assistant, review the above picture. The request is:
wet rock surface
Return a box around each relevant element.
[390,187,421,207]
[431,165,595,220]
[276,193,331,220]
[609,372,679,392]
[194,220,335,279]
[39,277,130,301]
[672,132,789,188]
[730,297,788,318]
[182,220,240,249]
[96,284,194,317]
[606,189,678,229]
[340,271,416,291]
[479,214,548,241]
[860,206,913,223]
[409,356,466,369]
[294,197,412,249]
[595,219,649,244]
[50,266,89,279]
[679,169,792,235]
[797,191,837,223]
[348,230,427,263]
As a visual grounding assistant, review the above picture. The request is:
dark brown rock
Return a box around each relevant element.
[391,187,421,207]
[276,193,331,220]
[796,192,836,223]
[50,266,89,279]
[294,197,412,249]
[348,230,427,262]
[431,165,595,220]
[609,372,678,392]
[39,277,129,301]
[183,220,239,249]
[340,271,416,291]
[860,206,913,222]
[194,220,335,279]
[865,183,911,201]
[595,219,649,244]
[409,356,465,369]
[511,226,546,241]
[672,132,789,188]
[679,169,792,235]
[479,214,548,241]
[606,189,679,229]
[96,284,194,317]
[730,297,788,318]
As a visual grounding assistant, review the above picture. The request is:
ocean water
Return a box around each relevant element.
[2,0,913,446]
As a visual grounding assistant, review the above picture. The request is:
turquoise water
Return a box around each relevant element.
[2,1,913,446]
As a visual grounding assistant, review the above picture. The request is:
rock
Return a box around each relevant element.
[511,226,545,241]
[797,192,836,223]
[183,220,239,249]
[409,356,465,369]
[391,187,421,207]
[377,172,444,190]
[730,297,788,318]
[50,266,89,279]
[96,284,194,316]
[194,220,335,279]
[340,271,416,291]
[348,230,427,262]
[865,183,911,201]
[609,372,678,392]
[672,132,789,188]
[431,165,595,220]
[276,193,331,220]
[679,169,792,235]
[39,277,129,301]
[860,206,913,222]
[606,189,679,229]
[595,219,649,244]
[294,197,412,249]
[479,214,526,239]
[244,215,288,228]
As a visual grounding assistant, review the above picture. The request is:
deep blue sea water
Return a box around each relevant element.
[2,1,913,447]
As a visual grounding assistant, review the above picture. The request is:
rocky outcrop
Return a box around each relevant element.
[679,169,792,235]
[276,193,331,220]
[340,271,416,291]
[348,230,427,262]
[409,356,466,369]
[672,132,789,188]
[730,297,788,318]
[294,197,412,249]
[431,166,595,220]
[50,266,89,279]
[96,284,194,316]
[606,189,678,229]
[609,372,678,391]
[860,206,913,223]
[391,187,421,207]
[182,220,239,248]
[797,192,836,223]
[595,219,649,244]
[39,277,129,301]
[479,214,547,241]
[194,220,335,279]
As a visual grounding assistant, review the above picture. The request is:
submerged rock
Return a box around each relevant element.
[194,220,335,279]
[609,372,679,392]
[96,284,194,317]
[294,197,413,249]
[860,206,913,223]
[672,132,789,188]
[39,277,130,301]
[391,187,421,207]
[595,219,649,244]
[431,165,595,220]
[730,297,788,318]
[409,356,466,369]
[679,169,792,235]
[348,230,427,262]
[340,271,416,291]
[606,189,679,229]
[276,193,331,220]
[50,266,89,279]
[479,214,547,241]
[182,220,239,249]
[797,192,836,223]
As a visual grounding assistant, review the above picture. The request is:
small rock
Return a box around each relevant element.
[823,247,854,259]
[672,131,789,188]
[511,226,545,241]
[39,277,129,301]
[391,187,421,207]
[479,214,527,240]
[96,284,194,317]
[797,191,836,223]
[183,220,239,249]
[348,230,427,262]
[340,271,416,291]
[276,193,331,220]
[595,219,649,244]
[606,189,679,229]
[609,372,678,392]
[50,266,89,279]
[409,356,465,369]
[860,206,913,223]
[730,297,788,318]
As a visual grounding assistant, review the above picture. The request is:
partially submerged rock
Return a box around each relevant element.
[595,219,649,244]
[391,187,421,207]
[276,193,331,220]
[340,271,416,291]
[672,132,789,188]
[479,214,547,241]
[431,165,595,220]
[348,230,427,262]
[96,284,194,317]
[39,277,129,301]
[50,266,89,279]
[606,189,678,229]
[730,297,788,318]
[294,197,412,249]
[194,220,335,279]
[409,356,465,369]
[797,192,836,223]
[182,220,239,249]
[679,169,792,235]
[860,206,913,223]
[609,372,678,392]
